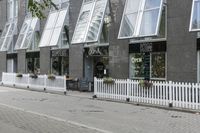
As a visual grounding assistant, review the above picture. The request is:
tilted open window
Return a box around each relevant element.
[0,20,17,51]
[190,0,200,32]
[15,17,39,50]
[39,5,69,47]
[71,0,108,44]
[118,0,164,39]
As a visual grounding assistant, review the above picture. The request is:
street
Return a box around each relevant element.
[0,86,199,133]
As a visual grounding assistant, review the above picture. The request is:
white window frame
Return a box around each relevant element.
[0,20,18,51]
[130,4,167,44]
[15,16,39,50]
[190,0,200,32]
[71,0,108,44]
[39,5,69,47]
[118,0,164,39]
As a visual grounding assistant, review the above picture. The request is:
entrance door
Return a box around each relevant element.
[85,56,108,79]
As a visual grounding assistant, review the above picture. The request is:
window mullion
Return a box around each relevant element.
[0,24,12,50]
[135,0,146,36]
[86,0,108,43]
[155,0,164,36]
[19,19,32,49]
[83,1,96,42]
[47,10,60,47]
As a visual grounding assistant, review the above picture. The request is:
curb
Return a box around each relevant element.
[93,98,200,114]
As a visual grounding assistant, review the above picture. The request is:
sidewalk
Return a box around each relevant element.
[66,90,94,99]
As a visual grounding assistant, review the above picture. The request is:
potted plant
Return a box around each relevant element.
[29,73,38,79]
[48,74,56,80]
[16,73,23,78]
[103,77,115,84]
[139,80,153,88]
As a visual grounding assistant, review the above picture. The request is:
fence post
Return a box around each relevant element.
[126,79,130,102]
[64,76,66,95]
[2,72,4,85]
[44,75,47,91]
[27,74,30,89]
[169,81,173,107]
[93,77,97,98]
[13,73,16,87]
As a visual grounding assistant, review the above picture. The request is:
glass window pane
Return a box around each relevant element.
[50,8,68,46]
[39,30,53,47]
[126,0,140,13]
[86,0,108,42]
[144,0,161,10]
[46,12,59,29]
[151,53,166,78]
[71,1,94,44]
[0,24,10,48]
[15,19,31,49]
[118,0,141,38]
[50,28,62,46]
[139,9,160,36]
[118,0,163,38]
[119,13,138,38]
[40,5,69,47]
[129,53,145,78]
[191,0,200,30]
[55,9,68,27]
[1,37,12,51]
[23,18,38,49]
[1,24,10,37]
[0,20,17,51]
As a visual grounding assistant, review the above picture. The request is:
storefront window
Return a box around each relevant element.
[129,52,166,79]
[51,56,69,75]
[26,58,40,74]
[129,53,145,79]
[151,53,166,79]
[51,50,69,75]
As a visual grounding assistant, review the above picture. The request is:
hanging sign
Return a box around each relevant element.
[88,47,108,56]
[51,49,68,57]
[140,42,152,53]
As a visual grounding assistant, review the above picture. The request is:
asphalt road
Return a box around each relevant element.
[0,86,199,133]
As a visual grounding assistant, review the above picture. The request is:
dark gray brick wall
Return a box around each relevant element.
[0,0,7,33]
[17,49,26,73]
[0,0,7,80]
[40,47,51,74]
[15,0,26,73]
[0,52,7,80]
[167,0,197,82]
[69,0,84,79]
[108,0,129,79]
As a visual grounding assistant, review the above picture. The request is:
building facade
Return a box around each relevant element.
[0,0,199,83]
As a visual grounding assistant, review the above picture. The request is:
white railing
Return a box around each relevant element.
[94,78,200,110]
[2,72,66,94]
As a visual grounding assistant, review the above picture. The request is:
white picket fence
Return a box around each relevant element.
[94,78,200,110]
[1,72,66,93]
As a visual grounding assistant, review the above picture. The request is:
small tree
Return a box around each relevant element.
[28,0,58,19]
